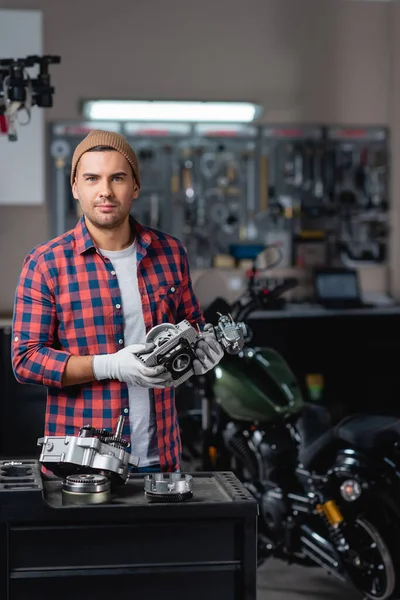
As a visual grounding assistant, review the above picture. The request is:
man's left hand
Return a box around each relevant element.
[193,324,224,375]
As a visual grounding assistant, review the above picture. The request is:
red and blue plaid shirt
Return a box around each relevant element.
[12,216,205,471]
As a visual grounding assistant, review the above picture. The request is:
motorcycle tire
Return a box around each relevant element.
[344,516,395,600]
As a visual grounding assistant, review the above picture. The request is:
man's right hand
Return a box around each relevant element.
[93,343,174,389]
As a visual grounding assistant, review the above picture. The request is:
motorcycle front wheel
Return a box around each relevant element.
[344,516,395,600]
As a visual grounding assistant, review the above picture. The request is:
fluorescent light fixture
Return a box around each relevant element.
[82,100,263,123]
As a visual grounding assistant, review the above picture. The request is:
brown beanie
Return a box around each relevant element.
[70,129,141,189]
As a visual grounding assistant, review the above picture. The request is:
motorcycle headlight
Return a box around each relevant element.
[340,479,362,502]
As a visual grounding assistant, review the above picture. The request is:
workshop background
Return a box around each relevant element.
[1,1,400,599]
[0,0,398,309]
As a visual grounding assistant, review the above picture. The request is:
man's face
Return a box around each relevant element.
[72,150,138,230]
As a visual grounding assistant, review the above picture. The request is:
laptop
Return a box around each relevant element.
[313,267,372,310]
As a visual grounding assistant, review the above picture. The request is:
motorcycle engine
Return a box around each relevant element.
[251,423,298,486]
[260,485,290,540]
[222,421,292,540]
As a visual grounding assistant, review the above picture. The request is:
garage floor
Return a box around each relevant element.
[257,558,361,600]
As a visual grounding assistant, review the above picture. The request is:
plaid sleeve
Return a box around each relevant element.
[12,252,71,388]
[176,245,206,329]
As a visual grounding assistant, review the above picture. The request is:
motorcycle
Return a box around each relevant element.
[177,249,400,600]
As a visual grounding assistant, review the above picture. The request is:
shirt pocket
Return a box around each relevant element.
[151,281,182,322]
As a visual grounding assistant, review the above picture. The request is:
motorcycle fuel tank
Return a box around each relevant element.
[213,347,305,422]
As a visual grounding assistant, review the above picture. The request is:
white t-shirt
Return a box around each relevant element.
[99,241,159,466]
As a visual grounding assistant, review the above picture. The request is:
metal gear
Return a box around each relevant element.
[79,425,97,437]
[105,436,129,450]
[65,474,109,487]
[62,473,111,505]
[95,429,114,443]
[145,490,193,503]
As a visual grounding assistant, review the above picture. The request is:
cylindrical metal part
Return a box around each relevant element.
[115,415,125,439]
[62,474,111,505]
[316,500,344,527]
[144,473,193,499]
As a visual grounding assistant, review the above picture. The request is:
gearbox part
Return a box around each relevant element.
[37,415,139,486]
[144,491,193,503]
[144,473,193,503]
[146,323,179,347]
[94,428,113,440]
[62,473,111,505]
[140,320,198,387]
[79,425,97,437]
[172,353,191,372]
[138,314,246,387]
[79,425,113,442]
[105,436,129,450]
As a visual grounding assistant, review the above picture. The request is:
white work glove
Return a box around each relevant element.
[93,343,174,389]
[193,323,224,376]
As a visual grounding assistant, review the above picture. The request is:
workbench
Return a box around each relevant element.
[0,460,257,600]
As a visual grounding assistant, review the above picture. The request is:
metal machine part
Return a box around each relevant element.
[144,473,193,502]
[37,416,139,486]
[214,313,247,355]
[137,314,246,387]
[140,320,198,387]
[62,473,111,505]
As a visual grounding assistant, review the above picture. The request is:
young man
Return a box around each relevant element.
[12,129,223,473]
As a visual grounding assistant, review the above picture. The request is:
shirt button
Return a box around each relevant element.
[116,303,121,309]
[118,339,124,345]
[111,270,116,276]
[170,286,176,292]
[126,443,131,448]
[14,336,19,342]
[123,408,129,414]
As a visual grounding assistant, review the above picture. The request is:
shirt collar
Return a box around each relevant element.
[74,215,158,256]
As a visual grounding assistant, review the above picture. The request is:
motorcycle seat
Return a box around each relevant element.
[335,414,400,450]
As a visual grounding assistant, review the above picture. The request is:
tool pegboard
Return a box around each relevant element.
[260,125,328,267]
[326,126,388,266]
[48,121,389,269]
[174,123,258,267]
[260,124,389,267]
[49,121,259,268]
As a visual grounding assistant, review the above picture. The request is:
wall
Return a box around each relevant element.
[0,0,391,313]
[0,10,45,206]
[389,2,400,299]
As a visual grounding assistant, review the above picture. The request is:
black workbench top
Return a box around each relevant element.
[0,460,257,524]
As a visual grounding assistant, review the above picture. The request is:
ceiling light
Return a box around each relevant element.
[82,100,263,123]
